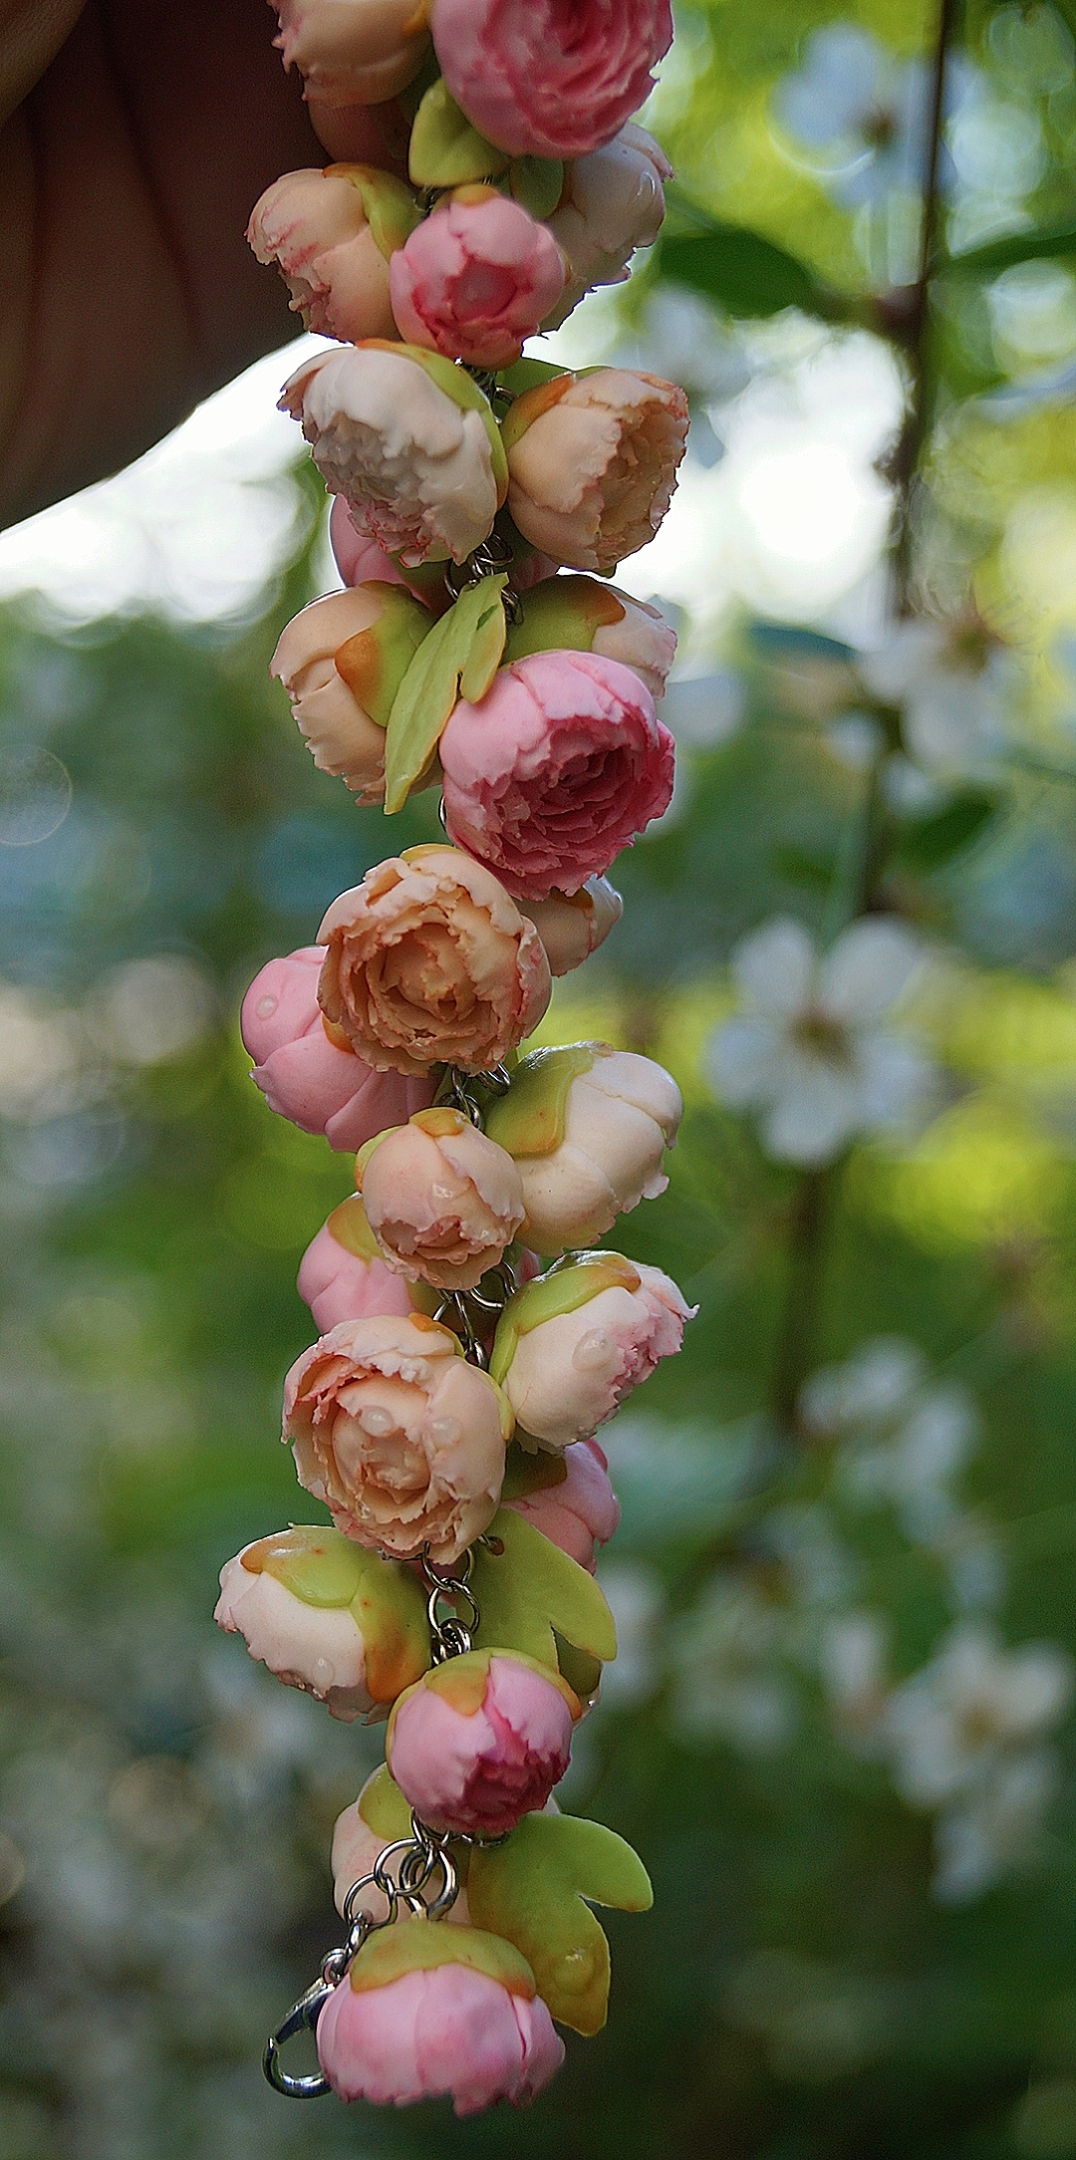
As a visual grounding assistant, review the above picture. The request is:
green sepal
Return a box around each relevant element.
[326,1192,383,1263]
[497,358,567,398]
[357,1764,415,1841]
[488,1252,642,1389]
[470,1508,617,1669]
[483,1042,598,1160]
[409,78,510,187]
[467,1811,653,2034]
[334,584,431,728]
[383,576,507,812]
[328,164,422,259]
[239,1528,430,1706]
[508,156,564,220]
[499,370,574,454]
[501,1440,568,1501]
[502,575,627,666]
[349,1916,536,1997]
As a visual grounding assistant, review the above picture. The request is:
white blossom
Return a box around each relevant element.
[884,1622,1072,1809]
[669,1577,797,1756]
[773,25,977,211]
[932,1750,1059,1904]
[858,617,1015,778]
[706,918,932,1166]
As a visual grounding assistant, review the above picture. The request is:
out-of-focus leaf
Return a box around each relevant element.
[938,223,1076,280]
[658,210,848,323]
[894,792,999,869]
[771,843,839,891]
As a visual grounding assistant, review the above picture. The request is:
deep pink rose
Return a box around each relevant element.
[241,948,434,1149]
[504,1438,620,1572]
[440,650,675,900]
[386,1650,577,1836]
[297,1221,412,1333]
[389,189,565,370]
[431,0,673,160]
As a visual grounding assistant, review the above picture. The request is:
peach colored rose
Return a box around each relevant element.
[389,189,566,370]
[283,1313,511,1563]
[270,586,429,805]
[546,124,670,327]
[431,0,673,160]
[316,847,551,1077]
[520,877,622,977]
[271,0,432,106]
[496,1046,683,1252]
[497,1257,694,1448]
[360,1108,524,1290]
[241,948,435,1149]
[215,1547,377,1720]
[246,167,397,343]
[505,369,688,573]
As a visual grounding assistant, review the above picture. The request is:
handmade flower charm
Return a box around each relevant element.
[316,847,552,1076]
[440,651,675,901]
[502,574,678,701]
[389,188,566,369]
[215,1527,429,1720]
[504,368,688,572]
[484,1043,682,1252]
[280,344,506,566]
[386,1651,579,1836]
[283,1314,512,1563]
[492,1253,694,1449]
[315,1919,564,2113]
[241,947,435,1149]
[546,124,671,326]
[297,1221,413,1333]
[504,1438,621,1572]
[270,585,431,803]
[520,876,623,977]
[270,0,432,105]
[247,166,407,342]
[431,0,674,159]
[358,1107,525,1290]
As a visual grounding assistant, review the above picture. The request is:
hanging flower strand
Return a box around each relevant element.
[225,0,691,2115]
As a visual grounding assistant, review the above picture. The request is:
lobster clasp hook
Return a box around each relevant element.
[263,1978,335,2098]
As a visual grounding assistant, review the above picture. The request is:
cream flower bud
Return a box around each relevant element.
[502,573,677,701]
[271,586,430,804]
[246,166,404,343]
[214,1526,430,1720]
[503,369,688,574]
[545,124,671,329]
[270,0,432,107]
[491,1253,694,1448]
[359,1107,525,1291]
[519,877,622,977]
[485,1044,682,1255]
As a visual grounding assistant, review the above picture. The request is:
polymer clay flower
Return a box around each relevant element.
[241,947,435,1150]
[546,124,671,327]
[331,1770,475,1924]
[492,1254,694,1449]
[279,344,505,566]
[520,877,622,978]
[440,652,674,902]
[214,1529,428,1721]
[504,369,688,572]
[283,1313,512,1564]
[315,1918,563,2113]
[503,574,677,702]
[270,586,430,804]
[359,1108,525,1291]
[316,847,552,1076]
[386,1650,579,1835]
[484,1043,682,1251]
[270,0,432,106]
[328,498,453,616]
[390,188,565,370]
[297,1221,412,1334]
[431,0,673,160]
[504,1438,620,1572]
[246,166,404,343]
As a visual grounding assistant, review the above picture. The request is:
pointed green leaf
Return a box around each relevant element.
[467,1811,652,2034]
[659,225,848,323]
[471,1508,617,1668]
[383,577,506,811]
[409,78,509,187]
[501,1440,568,1501]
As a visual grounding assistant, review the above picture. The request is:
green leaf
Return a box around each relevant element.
[382,576,507,813]
[508,156,564,220]
[409,78,509,186]
[471,1508,617,1669]
[241,1528,431,1707]
[937,223,1076,281]
[467,1811,653,2034]
[500,1440,568,1501]
[497,357,566,397]
[894,791,998,869]
[483,1043,598,1159]
[659,228,844,323]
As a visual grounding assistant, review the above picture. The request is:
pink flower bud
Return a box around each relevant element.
[504,368,688,573]
[280,345,504,568]
[489,1045,683,1252]
[246,167,397,343]
[271,586,429,805]
[298,1221,413,1332]
[328,499,452,616]
[241,948,436,1149]
[520,876,623,977]
[271,0,431,107]
[315,1921,564,2112]
[283,1314,512,1564]
[360,1108,525,1290]
[440,651,674,901]
[214,1545,378,1718]
[331,1785,475,1924]
[390,188,566,370]
[546,124,670,327]
[497,1257,694,1448]
[316,847,551,1076]
[386,1651,578,1835]
[504,1438,620,1571]
[431,0,673,160]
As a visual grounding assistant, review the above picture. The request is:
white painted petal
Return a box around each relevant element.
[705,1015,784,1108]
[820,918,923,1025]
[762,1052,862,1165]
[732,917,816,1018]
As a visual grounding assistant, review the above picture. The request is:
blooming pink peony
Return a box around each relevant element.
[246,167,397,343]
[500,1258,695,1448]
[241,948,435,1150]
[298,1221,412,1333]
[316,847,551,1075]
[546,124,671,327]
[431,0,673,160]
[440,651,675,901]
[315,1923,564,2112]
[505,368,688,573]
[389,189,566,370]
[360,1109,525,1290]
[520,876,623,977]
[283,1313,511,1564]
[386,1651,578,1835]
[271,0,431,106]
[504,1438,620,1571]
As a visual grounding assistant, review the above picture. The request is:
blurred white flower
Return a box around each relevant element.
[773,25,977,212]
[595,1561,665,1708]
[706,917,932,1166]
[933,1750,1059,1903]
[884,1622,1072,1808]
[763,1502,859,1611]
[801,1335,924,1432]
[669,1576,797,1756]
[818,1610,890,1752]
[858,616,1015,777]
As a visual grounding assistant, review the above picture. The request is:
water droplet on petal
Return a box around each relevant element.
[359,1404,396,1437]
[255,994,278,1019]
[572,1329,614,1372]
[427,1416,461,1448]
